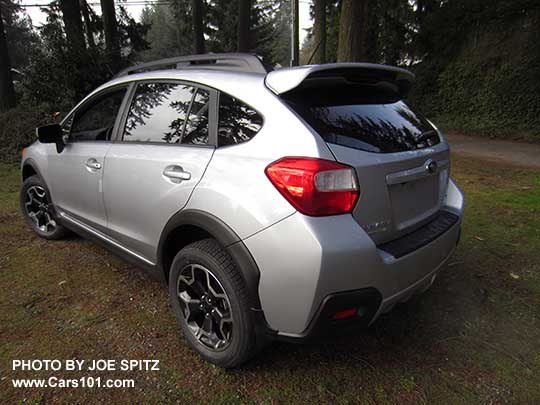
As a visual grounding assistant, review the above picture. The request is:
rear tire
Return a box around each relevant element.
[20,175,70,240]
[169,239,258,368]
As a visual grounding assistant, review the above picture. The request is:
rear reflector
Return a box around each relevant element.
[265,157,359,216]
[332,308,358,321]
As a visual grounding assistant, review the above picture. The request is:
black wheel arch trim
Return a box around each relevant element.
[157,209,264,311]
[158,209,277,342]
[21,158,44,182]
[21,158,64,222]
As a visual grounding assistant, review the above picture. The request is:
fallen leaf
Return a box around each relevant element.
[510,272,520,280]
[474,236,485,241]
[58,280,66,286]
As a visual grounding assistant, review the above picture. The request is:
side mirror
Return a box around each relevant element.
[36,124,64,153]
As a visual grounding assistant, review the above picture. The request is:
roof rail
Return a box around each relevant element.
[115,53,271,78]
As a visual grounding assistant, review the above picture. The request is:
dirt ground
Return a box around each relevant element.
[1,151,539,403]
[445,133,540,169]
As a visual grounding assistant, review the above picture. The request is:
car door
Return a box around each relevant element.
[102,81,216,263]
[47,86,129,231]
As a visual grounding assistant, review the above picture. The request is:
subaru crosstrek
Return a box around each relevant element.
[20,54,464,367]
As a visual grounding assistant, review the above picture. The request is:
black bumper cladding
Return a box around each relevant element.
[379,210,459,259]
[278,288,383,342]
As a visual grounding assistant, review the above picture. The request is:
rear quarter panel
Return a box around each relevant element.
[185,83,336,240]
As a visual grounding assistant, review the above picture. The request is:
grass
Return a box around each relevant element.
[1,155,539,403]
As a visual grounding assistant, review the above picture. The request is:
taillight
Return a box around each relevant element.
[265,157,359,216]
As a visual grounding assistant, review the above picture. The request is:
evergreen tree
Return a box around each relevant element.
[0,1,16,110]
[267,0,291,67]
[337,0,370,62]
[192,0,205,53]
[100,0,120,68]
[312,0,326,64]
[237,0,250,52]
[58,0,86,58]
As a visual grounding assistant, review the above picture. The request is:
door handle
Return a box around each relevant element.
[163,165,191,183]
[86,158,102,170]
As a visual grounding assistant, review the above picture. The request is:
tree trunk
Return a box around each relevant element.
[337,0,370,62]
[0,3,16,111]
[313,0,326,64]
[59,0,86,57]
[192,0,205,53]
[80,0,95,49]
[291,0,299,65]
[100,0,120,66]
[237,0,250,52]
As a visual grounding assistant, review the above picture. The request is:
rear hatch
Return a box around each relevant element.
[269,64,449,244]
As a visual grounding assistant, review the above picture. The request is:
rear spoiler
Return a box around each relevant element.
[265,63,415,97]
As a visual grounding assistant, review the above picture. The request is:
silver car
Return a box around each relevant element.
[20,53,464,367]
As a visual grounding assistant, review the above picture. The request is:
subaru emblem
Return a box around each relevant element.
[425,159,438,173]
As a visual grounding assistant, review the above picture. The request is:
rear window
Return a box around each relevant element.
[284,87,440,153]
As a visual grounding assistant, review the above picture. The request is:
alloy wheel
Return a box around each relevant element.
[24,186,57,234]
[177,264,233,351]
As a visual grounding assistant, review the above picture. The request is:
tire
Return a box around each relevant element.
[169,238,258,368]
[20,175,70,240]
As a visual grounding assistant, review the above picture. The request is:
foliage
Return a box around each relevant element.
[117,5,149,55]
[140,0,286,67]
[16,3,146,111]
[0,0,149,160]
[2,0,39,70]
[304,0,415,65]
[266,0,291,67]
[0,109,55,163]
[300,0,540,138]
[139,5,188,61]
[409,0,540,138]
[17,3,110,111]
[2,0,540,141]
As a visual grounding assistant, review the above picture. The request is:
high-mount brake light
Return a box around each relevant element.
[265,157,360,216]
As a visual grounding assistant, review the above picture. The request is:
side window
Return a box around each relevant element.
[70,89,126,142]
[123,82,210,145]
[182,89,210,145]
[218,93,263,146]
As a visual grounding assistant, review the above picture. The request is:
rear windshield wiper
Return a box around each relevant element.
[415,129,437,142]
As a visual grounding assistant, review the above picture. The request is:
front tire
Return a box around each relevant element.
[169,239,257,368]
[20,175,70,240]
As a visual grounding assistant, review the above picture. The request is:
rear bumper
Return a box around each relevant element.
[244,179,464,338]
[274,242,456,342]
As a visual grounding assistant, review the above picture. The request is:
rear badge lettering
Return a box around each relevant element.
[364,219,392,234]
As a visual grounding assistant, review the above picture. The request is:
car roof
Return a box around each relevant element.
[95,69,266,98]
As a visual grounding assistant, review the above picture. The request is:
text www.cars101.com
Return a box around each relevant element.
[12,376,135,389]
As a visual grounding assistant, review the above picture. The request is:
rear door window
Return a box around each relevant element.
[123,82,210,145]
[285,88,439,153]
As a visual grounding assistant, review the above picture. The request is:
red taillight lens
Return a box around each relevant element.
[265,157,359,216]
